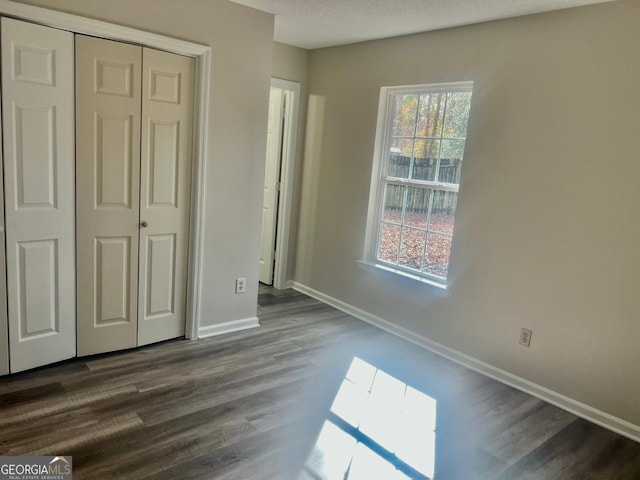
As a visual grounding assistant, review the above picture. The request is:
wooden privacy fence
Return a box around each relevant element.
[385,155,460,214]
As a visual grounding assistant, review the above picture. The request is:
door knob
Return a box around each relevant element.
[141,221,148,228]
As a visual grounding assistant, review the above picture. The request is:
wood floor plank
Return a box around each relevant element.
[495,419,623,479]
[482,402,575,467]
[0,286,638,479]
[0,382,138,427]
[0,382,65,407]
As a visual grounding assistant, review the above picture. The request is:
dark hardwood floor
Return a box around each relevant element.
[1,286,639,479]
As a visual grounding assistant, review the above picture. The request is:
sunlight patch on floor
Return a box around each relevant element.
[301,357,437,479]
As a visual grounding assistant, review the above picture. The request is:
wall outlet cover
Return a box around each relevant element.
[519,327,532,347]
[236,277,246,294]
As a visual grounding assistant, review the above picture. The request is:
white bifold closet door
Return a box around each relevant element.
[76,36,141,356]
[138,48,194,346]
[76,35,194,356]
[1,18,76,372]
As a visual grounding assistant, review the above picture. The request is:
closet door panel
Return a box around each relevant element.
[76,35,142,356]
[1,18,76,372]
[138,48,194,346]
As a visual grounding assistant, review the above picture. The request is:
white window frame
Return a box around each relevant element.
[363,82,473,288]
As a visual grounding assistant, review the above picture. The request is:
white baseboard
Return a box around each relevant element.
[198,317,260,339]
[267,280,293,290]
[292,281,640,443]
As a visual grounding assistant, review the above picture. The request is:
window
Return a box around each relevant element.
[364,82,473,286]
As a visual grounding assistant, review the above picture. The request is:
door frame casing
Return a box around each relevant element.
[0,0,211,340]
[260,87,284,285]
[270,78,300,290]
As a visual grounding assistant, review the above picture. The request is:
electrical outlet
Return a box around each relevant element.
[519,327,532,347]
[235,277,246,294]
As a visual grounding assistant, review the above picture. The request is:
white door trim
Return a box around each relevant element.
[0,0,211,340]
[270,78,300,290]
[260,87,284,285]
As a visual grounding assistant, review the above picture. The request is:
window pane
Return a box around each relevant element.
[399,227,426,271]
[388,138,413,178]
[442,91,472,138]
[438,158,463,185]
[391,94,419,137]
[382,184,405,224]
[424,233,452,278]
[416,92,446,138]
[440,139,465,161]
[378,223,400,264]
[390,137,415,157]
[411,140,438,182]
[404,187,430,229]
[429,191,457,235]
[438,140,465,184]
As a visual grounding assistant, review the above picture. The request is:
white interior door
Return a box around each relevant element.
[259,87,285,285]
[1,18,76,372]
[76,35,142,356]
[138,48,194,346]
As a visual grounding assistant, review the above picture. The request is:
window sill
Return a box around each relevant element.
[357,260,448,292]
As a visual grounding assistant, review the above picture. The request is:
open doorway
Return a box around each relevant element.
[259,78,300,288]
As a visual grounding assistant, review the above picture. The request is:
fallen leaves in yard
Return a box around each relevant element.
[378,211,453,277]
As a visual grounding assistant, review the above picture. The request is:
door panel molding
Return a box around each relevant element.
[145,233,177,318]
[12,42,55,86]
[95,236,132,326]
[95,59,134,97]
[95,113,134,209]
[17,239,58,339]
[14,104,57,209]
[148,120,179,207]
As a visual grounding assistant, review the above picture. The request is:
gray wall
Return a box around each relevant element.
[15,0,275,329]
[296,0,640,425]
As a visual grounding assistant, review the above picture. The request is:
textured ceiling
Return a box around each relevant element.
[229,0,615,49]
